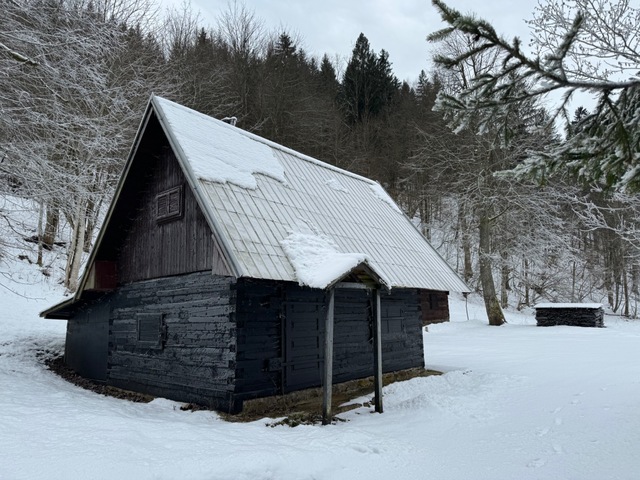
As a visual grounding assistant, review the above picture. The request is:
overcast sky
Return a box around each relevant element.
[179,0,534,82]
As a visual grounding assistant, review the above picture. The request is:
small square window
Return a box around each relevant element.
[156,185,183,222]
[136,313,165,349]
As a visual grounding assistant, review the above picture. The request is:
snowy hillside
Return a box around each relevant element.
[2,243,640,479]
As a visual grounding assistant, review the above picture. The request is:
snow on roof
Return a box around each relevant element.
[535,303,604,309]
[324,178,349,194]
[281,231,371,289]
[153,97,285,189]
[370,183,402,214]
[152,96,470,292]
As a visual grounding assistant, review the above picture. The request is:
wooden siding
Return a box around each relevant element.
[283,287,326,392]
[65,298,111,381]
[234,280,424,399]
[93,114,229,285]
[420,290,450,325]
[106,271,239,412]
[234,279,284,398]
[116,147,222,282]
[333,288,424,382]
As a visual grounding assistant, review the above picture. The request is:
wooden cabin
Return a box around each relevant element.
[42,96,469,416]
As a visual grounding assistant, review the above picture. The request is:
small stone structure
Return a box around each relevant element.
[535,303,604,328]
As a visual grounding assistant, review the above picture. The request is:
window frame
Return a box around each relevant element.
[136,313,166,350]
[156,185,184,223]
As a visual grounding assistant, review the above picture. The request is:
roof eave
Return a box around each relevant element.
[40,297,75,319]
[323,260,390,292]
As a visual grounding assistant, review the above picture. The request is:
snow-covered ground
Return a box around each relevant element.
[2,253,640,479]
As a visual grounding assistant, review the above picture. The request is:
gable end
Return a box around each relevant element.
[89,113,231,285]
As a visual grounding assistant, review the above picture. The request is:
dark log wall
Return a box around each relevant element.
[333,288,424,382]
[234,279,283,399]
[66,276,424,411]
[106,271,239,412]
[536,307,604,327]
[379,288,425,372]
[234,280,424,400]
[64,297,111,381]
[420,290,450,325]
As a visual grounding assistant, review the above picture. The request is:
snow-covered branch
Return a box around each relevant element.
[429,0,640,192]
[0,41,38,66]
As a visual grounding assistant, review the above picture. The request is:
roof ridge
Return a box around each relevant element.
[152,95,378,186]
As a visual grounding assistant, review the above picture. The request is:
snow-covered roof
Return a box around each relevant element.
[148,96,469,291]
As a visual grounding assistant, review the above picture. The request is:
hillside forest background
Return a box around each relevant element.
[2,0,640,321]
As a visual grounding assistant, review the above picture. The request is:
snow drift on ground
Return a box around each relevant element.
[2,252,640,479]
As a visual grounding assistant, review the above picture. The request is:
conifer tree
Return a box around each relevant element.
[429,0,640,192]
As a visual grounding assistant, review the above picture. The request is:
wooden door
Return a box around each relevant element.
[283,292,325,392]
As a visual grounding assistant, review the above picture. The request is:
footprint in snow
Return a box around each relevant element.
[536,427,550,437]
[351,445,381,454]
[571,392,585,405]
[527,458,547,468]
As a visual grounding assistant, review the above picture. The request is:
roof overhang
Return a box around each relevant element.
[324,261,390,292]
[40,298,75,319]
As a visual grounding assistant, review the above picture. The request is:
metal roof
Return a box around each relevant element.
[153,96,469,293]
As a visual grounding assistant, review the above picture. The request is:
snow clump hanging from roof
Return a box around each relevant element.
[280,231,368,289]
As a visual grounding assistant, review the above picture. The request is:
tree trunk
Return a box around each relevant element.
[421,197,431,240]
[459,202,473,284]
[523,257,530,306]
[42,203,59,248]
[36,201,44,267]
[500,250,509,308]
[571,261,576,303]
[83,198,101,253]
[479,213,505,326]
[632,264,639,319]
[64,202,86,292]
[623,265,630,318]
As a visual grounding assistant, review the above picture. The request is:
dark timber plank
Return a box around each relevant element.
[322,288,335,425]
[372,288,383,413]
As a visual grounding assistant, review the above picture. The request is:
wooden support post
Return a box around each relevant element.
[322,288,335,425]
[372,288,383,413]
